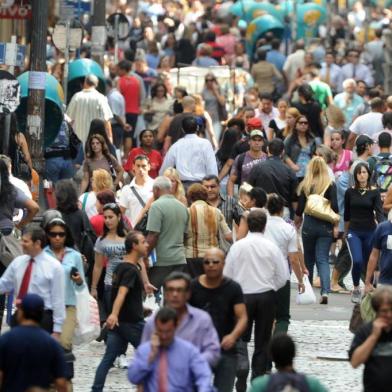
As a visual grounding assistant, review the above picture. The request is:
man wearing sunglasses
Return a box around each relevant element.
[189,248,247,392]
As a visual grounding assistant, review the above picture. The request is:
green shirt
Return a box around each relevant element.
[249,374,329,392]
[310,80,332,110]
[146,194,189,266]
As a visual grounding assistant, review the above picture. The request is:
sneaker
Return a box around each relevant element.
[351,288,362,304]
[320,294,328,305]
[117,354,129,369]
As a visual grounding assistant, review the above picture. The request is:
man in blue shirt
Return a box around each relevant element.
[365,220,392,292]
[128,307,214,391]
[266,39,286,72]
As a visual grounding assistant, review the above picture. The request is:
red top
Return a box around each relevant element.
[123,147,163,178]
[118,75,141,114]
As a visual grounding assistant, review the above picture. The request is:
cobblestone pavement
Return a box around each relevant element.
[73,320,362,392]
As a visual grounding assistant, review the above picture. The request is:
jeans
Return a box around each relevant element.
[346,229,374,287]
[214,351,237,392]
[91,321,144,391]
[243,290,276,379]
[235,339,249,392]
[302,215,333,295]
[45,157,75,182]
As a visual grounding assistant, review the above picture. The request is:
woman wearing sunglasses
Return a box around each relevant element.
[44,217,86,389]
[284,115,319,183]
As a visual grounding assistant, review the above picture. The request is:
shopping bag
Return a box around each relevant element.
[296,275,317,305]
[349,304,363,333]
[73,287,100,345]
[360,293,376,322]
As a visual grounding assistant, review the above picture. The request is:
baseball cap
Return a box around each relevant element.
[355,135,374,148]
[247,117,262,129]
[21,294,44,314]
[250,129,264,139]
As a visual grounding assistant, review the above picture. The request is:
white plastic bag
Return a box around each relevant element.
[73,287,100,345]
[296,275,317,305]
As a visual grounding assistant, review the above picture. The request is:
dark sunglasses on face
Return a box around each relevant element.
[206,78,215,82]
[203,259,221,265]
[298,121,308,125]
[48,232,66,238]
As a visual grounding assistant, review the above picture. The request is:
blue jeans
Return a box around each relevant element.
[213,351,237,392]
[302,215,333,295]
[346,229,374,287]
[45,157,74,182]
[91,321,144,391]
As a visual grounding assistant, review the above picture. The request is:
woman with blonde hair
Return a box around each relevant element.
[79,169,114,218]
[282,107,301,139]
[324,104,346,145]
[295,156,339,305]
[163,167,187,205]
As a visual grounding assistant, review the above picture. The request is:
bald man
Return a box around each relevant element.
[189,248,248,392]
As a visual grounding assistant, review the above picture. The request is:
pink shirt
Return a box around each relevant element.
[333,149,353,178]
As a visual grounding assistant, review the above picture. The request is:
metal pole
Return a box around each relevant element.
[63,20,70,104]
[114,13,119,64]
[2,35,17,155]
[91,0,106,66]
[26,0,48,206]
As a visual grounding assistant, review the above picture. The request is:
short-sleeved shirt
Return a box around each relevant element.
[111,262,144,323]
[123,148,163,178]
[94,237,126,285]
[309,80,332,110]
[83,154,121,180]
[189,277,243,345]
[372,221,392,285]
[118,75,141,114]
[0,325,67,392]
[231,151,266,184]
[185,200,231,258]
[0,186,27,231]
[349,322,392,392]
[146,194,189,266]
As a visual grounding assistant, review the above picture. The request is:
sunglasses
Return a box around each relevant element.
[205,78,215,82]
[165,287,188,293]
[48,232,66,238]
[298,121,308,125]
[103,203,118,209]
[203,259,221,265]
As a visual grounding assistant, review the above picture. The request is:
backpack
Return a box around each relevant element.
[372,154,392,193]
[265,372,311,392]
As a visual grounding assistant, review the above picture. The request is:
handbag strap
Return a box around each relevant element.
[82,193,89,211]
[131,186,146,208]
[320,182,332,197]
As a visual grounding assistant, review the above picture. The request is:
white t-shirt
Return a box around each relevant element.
[79,192,97,219]
[119,177,154,226]
[349,111,383,139]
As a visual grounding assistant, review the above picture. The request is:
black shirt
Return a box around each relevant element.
[248,157,298,206]
[111,262,144,323]
[230,136,250,160]
[292,101,323,139]
[189,277,244,350]
[0,325,67,392]
[167,113,193,144]
[349,322,392,392]
[344,188,385,231]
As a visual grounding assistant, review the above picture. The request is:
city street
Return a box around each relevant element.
[74,285,363,391]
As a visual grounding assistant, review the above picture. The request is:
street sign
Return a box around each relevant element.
[0,70,20,114]
[0,0,31,19]
[107,13,131,40]
[59,0,91,20]
[0,42,25,67]
[52,20,83,52]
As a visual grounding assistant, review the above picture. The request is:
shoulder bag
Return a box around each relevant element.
[131,186,149,235]
[0,230,22,267]
[14,133,32,181]
[304,183,340,224]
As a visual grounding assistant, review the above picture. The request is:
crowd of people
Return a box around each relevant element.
[3,0,392,391]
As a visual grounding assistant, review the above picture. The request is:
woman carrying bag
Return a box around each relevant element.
[295,156,340,305]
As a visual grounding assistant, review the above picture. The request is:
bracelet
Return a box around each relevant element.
[91,286,97,290]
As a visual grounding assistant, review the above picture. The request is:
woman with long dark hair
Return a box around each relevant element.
[344,162,384,304]
[80,134,123,194]
[86,119,117,157]
[284,115,318,182]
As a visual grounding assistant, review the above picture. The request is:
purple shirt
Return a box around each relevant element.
[128,337,214,392]
[141,304,221,367]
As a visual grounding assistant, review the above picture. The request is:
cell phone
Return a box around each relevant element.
[70,267,79,278]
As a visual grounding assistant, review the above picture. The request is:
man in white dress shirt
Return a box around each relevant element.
[159,116,218,189]
[341,49,374,88]
[224,209,288,383]
[320,51,344,93]
[0,226,65,338]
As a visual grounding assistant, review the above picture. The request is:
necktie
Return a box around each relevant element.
[158,349,168,392]
[17,258,34,300]
[325,65,331,85]
[352,64,356,79]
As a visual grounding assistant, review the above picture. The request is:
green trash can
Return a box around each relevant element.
[16,72,64,148]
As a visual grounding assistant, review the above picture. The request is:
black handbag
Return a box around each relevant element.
[14,134,32,181]
[130,186,149,235]
[68,124,82,159]
[217,102,228,122]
